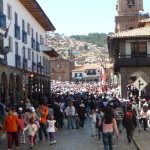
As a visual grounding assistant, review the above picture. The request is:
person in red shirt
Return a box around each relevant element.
[2,108,22,150]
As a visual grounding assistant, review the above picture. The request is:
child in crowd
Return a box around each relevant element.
[24,118,37,149]
[18,109,26,144]
[47,115,57,145]
[74,114,80,129]
[90,109,97,137]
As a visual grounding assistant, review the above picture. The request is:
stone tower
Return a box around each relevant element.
[115,0,148,32]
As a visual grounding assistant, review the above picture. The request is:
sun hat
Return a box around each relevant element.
[18,107,23,111]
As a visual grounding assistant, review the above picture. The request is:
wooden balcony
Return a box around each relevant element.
[115,54,150,67]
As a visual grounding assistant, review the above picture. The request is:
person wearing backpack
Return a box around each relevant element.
[122,105,137,143]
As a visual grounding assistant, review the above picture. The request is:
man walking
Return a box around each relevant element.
[65,101,75,129]
[39,104,49,142]
[122,105,137,143]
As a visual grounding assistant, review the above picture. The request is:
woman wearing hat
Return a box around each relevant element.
[78,103,86,128]
[24,107,39,125]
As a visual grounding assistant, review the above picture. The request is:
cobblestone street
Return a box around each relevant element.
[1,118,138,150]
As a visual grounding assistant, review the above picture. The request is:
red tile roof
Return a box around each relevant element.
[138,18,150,23]
[108,26,150,39]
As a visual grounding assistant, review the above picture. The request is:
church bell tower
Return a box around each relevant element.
[115,0,148,32]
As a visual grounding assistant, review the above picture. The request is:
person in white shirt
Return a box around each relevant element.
[47,116,57,145]
[90,109,97,137]
[24,118,37,149]
[65,101,75,129]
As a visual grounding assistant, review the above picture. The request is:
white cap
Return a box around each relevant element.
[18,107,23,111]
[30,107,35,112]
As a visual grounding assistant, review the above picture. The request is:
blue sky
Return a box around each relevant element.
[37,0,150,36]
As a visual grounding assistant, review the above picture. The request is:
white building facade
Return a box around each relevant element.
[72,64,100,82]
[0,0,57,103]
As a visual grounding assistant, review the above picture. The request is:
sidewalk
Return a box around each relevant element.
[133,129,150,150]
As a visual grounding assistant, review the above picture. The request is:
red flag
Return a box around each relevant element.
[101,67,107,85]
[3,23,11,39]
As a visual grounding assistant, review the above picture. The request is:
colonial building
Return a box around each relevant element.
[50,57,75,81]
[108,18,150,98]
[72,64,113,83]
[0,0,58,103]
[72,64,100,82]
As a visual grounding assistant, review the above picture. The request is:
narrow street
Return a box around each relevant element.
[1,118,138,150]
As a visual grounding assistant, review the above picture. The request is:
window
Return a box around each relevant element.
[0,0,3,13]
[15,12,18,24]
[31,28,33,37]
[131,42,147,56]
[0,33,3,50]
[22,46,25,58]
[40,56,41,63]
[15,41,18,54]
[7,4,12,20]
[75,73,77,77]
[57,64,61,68]
[36,32,38,41]
[28,48,31,60]
[27,23,30,35]
[32,51,34,62]
[8,36,13,52]
[139,43,147,55]
[36,54,38,63]
[40,35,44,45]
[22,19,25,30]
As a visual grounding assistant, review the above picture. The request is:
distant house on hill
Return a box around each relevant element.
[72,63,113,83]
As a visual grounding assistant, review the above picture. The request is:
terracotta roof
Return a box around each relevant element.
[72,66,84,72]
[138,18,150,23]
[108,26,150,39]
[137,18,150,28]
[105,63,113,69]
[19,0,55,31]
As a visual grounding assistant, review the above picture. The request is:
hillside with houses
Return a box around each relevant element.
[46,33,109,65]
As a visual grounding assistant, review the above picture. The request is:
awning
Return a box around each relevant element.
[19,0,55,31]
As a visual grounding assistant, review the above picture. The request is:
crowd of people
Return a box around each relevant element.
[0,81,150,150]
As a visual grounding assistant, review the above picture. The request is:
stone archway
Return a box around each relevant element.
[9,73,14,102]
[44,80,48,94]
[1,72,8,102]
[16,75,21,103]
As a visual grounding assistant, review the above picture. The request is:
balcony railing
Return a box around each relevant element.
[36,41,40,51]
[41,66,44,75]
[22,30,27,44]
[32,61,36,72]
[14,24,20,40]
[23,58,28,70]
[15,54,21,68]
[0,54,7,65]
[115,54,150,67]
[31,38,35,49]
[37,62,41,74]
[0,12,6,30]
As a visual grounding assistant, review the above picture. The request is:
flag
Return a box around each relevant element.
[3,23,11,39]
[101,67,107,85]
[139,10,149,16]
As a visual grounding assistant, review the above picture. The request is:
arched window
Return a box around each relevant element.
[22,46,25,58]
[0,0,3,13]
[129,27,134,30]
